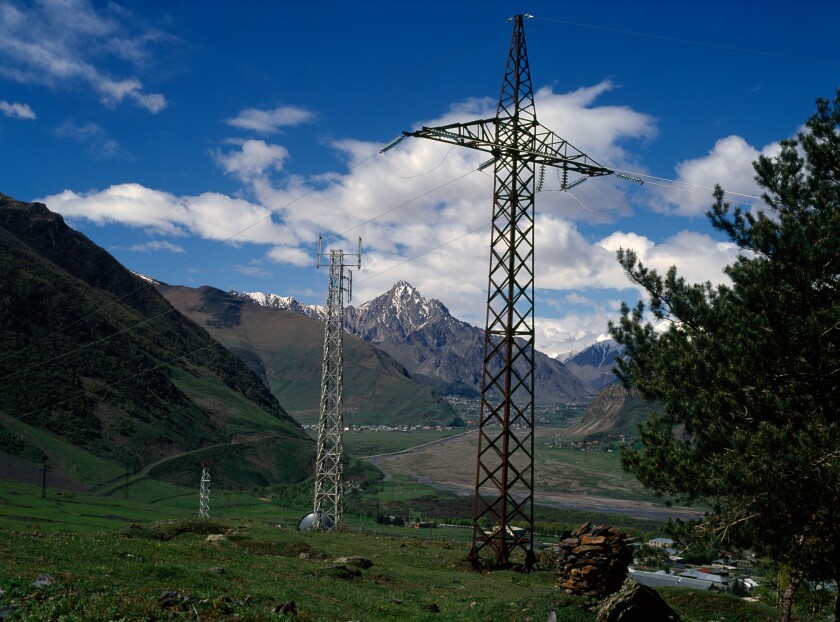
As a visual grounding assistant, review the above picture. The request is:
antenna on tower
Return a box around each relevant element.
[300,237,363,532]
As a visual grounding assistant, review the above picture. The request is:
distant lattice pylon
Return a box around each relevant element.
[199,465,210,519]
[310,237,361,531]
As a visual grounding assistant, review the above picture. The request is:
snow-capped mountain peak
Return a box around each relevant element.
[232,290,325,320]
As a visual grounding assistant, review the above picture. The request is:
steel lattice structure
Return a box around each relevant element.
[199,464,210,519]
[403,14,612,569]
[311,239,361,531]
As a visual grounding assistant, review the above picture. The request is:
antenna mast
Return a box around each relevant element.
[307,237,362,531]
[399,14,612,569]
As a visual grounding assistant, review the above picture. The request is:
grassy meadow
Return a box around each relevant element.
[0,426,801,621]
[0,477,787,622]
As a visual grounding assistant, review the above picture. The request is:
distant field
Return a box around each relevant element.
[341,429,467,457]
[366,426,701,522]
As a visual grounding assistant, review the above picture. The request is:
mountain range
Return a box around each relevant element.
[234,281,595,403]
[157,283,459,427]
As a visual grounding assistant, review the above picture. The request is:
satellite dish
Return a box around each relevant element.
[298,512,335,531]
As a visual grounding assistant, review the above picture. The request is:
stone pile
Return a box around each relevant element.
[554,523,634,597]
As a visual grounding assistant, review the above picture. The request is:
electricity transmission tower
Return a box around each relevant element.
[399,14,612,568]
[309,237,362,531]
[199,462,211,519]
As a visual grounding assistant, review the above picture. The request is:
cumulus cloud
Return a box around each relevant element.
[42,81,744,353]
[0,0,169,113]
[213,140,290,181]
[651,135,783,216]
[0,100,35,119]
[226,106,315,133]
[39,183,290,245]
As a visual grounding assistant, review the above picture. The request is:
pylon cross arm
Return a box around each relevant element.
[405,119,613,178]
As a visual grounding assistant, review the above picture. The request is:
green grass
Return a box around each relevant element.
[1,416,124,487]
[535,442,660,502]
[660,588,781,622]
[0,477,807,622]
[167,366,305,438]
[0,516,588,622]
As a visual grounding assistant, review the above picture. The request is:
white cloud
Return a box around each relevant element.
[39,183,290,245]
[0,99,35,119]
[0,0,168,113]
[226,106,315,133]
[42,82,746,353]
[128,240,185,253]
[233,264,272,278]
[536,305,622,358]
[651,135,783,216]
[599,228,740,287]
[213,140,289,181]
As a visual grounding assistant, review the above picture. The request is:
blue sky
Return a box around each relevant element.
[1,0,838,355]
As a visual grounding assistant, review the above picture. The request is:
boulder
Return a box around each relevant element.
[596,578,681,622]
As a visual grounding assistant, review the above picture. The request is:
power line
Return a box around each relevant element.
[531,15,839,67]
[0,342,219,428]
[0,155,480,411]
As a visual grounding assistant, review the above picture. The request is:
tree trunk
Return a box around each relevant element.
[779,568,803,622]
[834,577,840,622]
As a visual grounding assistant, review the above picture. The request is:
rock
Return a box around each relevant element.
[596,578,681,622]
[206,534,227,543]
[385,597,403,605]
[273,600,297,615]
[208,566,225,574]
[424,602,441,613]
[547,610,557,622]
[32,573,55,588]
[319,565,361,580]
[299,552,309,560]
[159,591,191,608]
[333,556,373,569]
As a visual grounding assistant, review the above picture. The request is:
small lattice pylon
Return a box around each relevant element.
[199,464,211,519]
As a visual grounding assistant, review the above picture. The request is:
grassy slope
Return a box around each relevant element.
[0,196,313,491]
[160,285,458,426]
[0,479,791,622]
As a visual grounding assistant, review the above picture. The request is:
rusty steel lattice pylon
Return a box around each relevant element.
[310,238,361,531]
[403,14,612,568]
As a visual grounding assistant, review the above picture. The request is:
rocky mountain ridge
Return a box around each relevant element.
[559,338,624,390]
[237,281,592,403]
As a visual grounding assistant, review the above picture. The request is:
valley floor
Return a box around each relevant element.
[364,426,701,523]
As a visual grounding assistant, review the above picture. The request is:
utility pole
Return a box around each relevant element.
[41,458,48,499]
[396,14,612,569]
[308,237,361,531]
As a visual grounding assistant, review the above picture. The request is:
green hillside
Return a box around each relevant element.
[0,193,313,490]
[159,285,459,427]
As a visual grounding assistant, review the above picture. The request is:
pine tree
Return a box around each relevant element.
[610,89,840,622]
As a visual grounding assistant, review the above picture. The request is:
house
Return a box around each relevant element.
[628,570,716,591]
